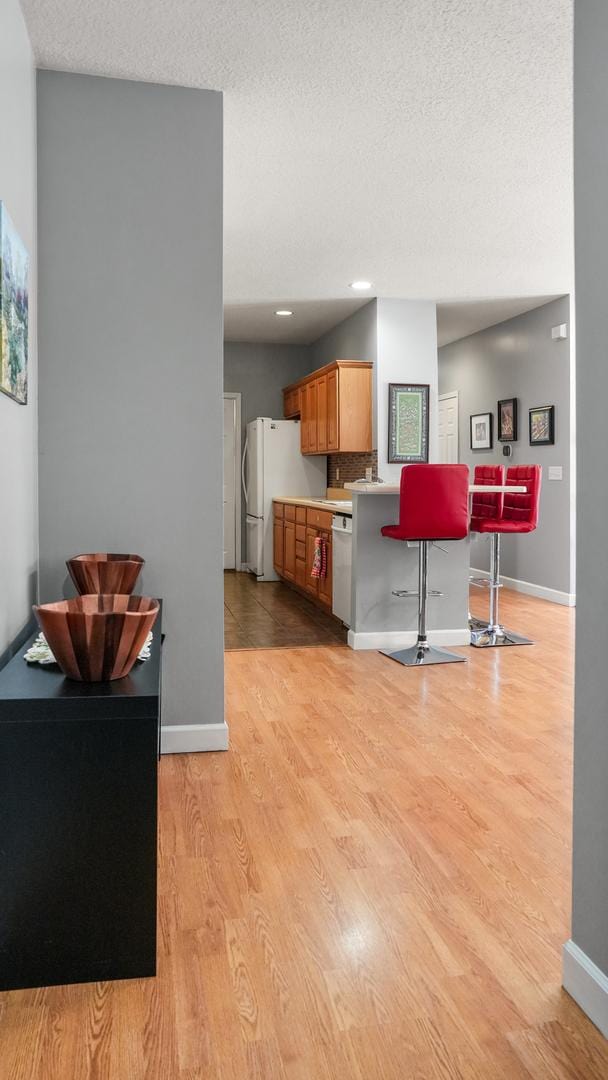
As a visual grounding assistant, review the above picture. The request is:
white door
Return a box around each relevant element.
[438,392,459,463]
[223,396,237,569]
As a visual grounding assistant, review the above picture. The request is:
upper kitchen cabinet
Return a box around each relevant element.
[282,361,373,455]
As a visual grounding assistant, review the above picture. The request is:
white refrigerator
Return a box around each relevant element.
[242,418,327,581]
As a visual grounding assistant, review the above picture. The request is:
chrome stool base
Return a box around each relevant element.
[469,533,533,648]
[381,540,467,669]
[470,624,533,648]
[381,642,466,667]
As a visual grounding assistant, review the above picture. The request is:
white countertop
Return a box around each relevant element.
[275,496,353,513]
[345,482,526,495]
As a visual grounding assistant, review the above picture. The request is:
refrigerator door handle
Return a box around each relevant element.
[241,435,249,503]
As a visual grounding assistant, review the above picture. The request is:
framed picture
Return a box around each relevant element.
[498,398,518,442]
[388,383,429,463]
[529,404,555,445]
[0,202,29,405]
[470,412,493,451]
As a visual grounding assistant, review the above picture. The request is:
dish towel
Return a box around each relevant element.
[311,536,327,579]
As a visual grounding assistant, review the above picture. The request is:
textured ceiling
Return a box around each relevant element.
[22,0,574,343]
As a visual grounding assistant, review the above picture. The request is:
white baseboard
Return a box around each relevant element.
[161,722,229,754]
[470,568,575,607]
[347,628,470,651]
[563,939,608,1038]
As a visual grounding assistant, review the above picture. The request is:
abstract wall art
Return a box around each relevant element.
[1,202,29,405]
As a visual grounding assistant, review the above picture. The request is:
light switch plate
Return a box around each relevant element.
[548,465,563,481]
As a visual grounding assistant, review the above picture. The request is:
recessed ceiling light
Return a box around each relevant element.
[349,280,372,291]
[275,309,294,317]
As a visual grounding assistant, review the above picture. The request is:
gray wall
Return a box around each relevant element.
[224,340,312,545]
[439,297,573,596]
[310,300,378,371]
[570,0,608,985]
[0,0,38,663]
[37,72,224,736]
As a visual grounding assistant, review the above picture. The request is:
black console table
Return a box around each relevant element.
[0,610,162,991]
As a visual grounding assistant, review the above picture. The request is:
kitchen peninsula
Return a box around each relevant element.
[344,482,470,651]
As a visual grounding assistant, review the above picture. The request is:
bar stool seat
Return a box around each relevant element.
[380,464,470,667]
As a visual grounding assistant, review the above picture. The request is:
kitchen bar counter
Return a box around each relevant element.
[346,485,470,651]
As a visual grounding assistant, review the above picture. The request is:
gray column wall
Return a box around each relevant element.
[0,0,38,664]
[570,0,608,976]
[37,72,224,732]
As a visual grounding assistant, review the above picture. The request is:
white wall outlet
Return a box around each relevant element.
[552,324,568,340]
[365,467,373,481]
[548,465,563,480]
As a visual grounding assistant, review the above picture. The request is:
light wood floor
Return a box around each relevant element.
[3,589,608,1078]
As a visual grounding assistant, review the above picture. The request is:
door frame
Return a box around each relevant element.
[438,390,459,462]
[223,392,242,571]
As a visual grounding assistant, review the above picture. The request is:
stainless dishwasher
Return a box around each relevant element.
[332,513,353,626]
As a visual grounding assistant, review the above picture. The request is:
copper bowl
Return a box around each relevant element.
[33,595,159,682]
[67,553,144,595]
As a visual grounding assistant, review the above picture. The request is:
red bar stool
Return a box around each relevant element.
[470,464,542,647]
[380,464,470,667]
[469,464,505,630]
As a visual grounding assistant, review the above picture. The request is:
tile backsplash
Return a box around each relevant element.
[327,450,378,488]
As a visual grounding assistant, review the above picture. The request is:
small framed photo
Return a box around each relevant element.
[470,412,493,451]
[388,383,429,463]
[498,398,518,442]
[529,404,555,445]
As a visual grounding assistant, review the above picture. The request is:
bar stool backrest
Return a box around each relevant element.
[504,465,542,529]
[471,465,505,523]
[393,464,470,541]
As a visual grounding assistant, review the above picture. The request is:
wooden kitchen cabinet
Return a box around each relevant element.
[283,519,296,582]
[283,360,372,455]
[274,501,335,616]
[273,519,284,573]
[283,387,300,418]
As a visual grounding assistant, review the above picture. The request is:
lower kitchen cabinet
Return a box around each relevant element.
[274,501,334,614]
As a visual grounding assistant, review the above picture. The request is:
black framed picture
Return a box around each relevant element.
[470,412,493,451]
[498,398,518,442]
[529,404,555,445]
[388,383,429,463]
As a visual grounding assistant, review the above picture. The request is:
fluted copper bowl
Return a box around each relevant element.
[33,595,159,682]
[67,553,144,595]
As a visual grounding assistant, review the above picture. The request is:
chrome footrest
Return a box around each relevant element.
[392,590,444,598]
[469,576,503,589]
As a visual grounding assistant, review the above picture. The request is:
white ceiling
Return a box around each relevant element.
[22,0,574,344]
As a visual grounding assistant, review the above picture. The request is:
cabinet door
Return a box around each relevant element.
[327,369,339,451]
[300,385,310,453]
[305,527,319,597]
[308,381,318,453]
[273,519,284,573]
[295,558,306,590]
[284,521,296,582]
[318,531,333,609]
[316,375,328,452]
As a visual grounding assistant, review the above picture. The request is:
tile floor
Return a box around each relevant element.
[224,570,348,650]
